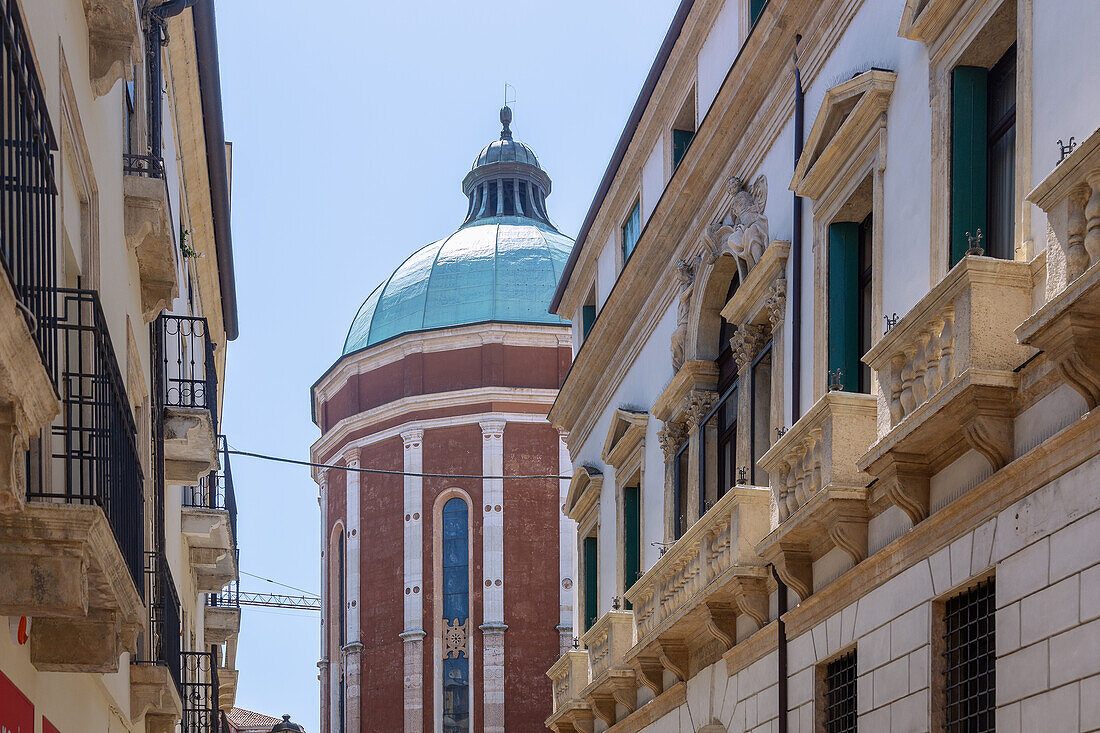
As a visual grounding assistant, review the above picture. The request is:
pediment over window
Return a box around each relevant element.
[898,0,968,44]
[601,409,648,467]
[565,466,603,522]
[790,70,896,201]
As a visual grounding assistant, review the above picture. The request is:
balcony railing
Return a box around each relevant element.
[186,435,237,546]
[138,550,183,695]
[27,288,145,596]
[206,552,240,609]
[157,314,218,428]
[182,649,221,733]
[1,0,58,377]
[123,153,165,179]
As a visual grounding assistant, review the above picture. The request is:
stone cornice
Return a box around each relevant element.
[550,0,864,450]
[601,409,649,467]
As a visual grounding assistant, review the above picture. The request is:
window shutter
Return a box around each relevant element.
[672,129,694,170]
[828,222,860,393]
[623,486,641,610]
[951,66,989,267]
[582,304,596,339]
[583,536,598,631]
[750,0,767,26]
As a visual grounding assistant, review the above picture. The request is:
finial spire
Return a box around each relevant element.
[500,105,513,140]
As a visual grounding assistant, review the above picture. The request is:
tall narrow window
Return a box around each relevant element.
[621,200,641,263]
[583,535,598,631]
[828,222,861,393]
[623,486,641,608]
[749,0,767,26]
[672,129,694,170]
[986,45,1016,261]
[857,214,873,393]
[441,498,470,733]
[487,181,499,217]
[674,447,690,539]
[502,178,516,216]
[337,535,346,733]
[124,78,135,155]
[942,578,995,732]
[581,288,597,341]
[716,388,738,498]
[823,649,857,733]
[751,345,772,485]
[671,91,697,172]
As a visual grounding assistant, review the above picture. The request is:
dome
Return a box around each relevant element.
[342,220,572,354]
[343,105,572,355]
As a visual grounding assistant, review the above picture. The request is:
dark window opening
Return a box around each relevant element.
[502,178,516,216]
[672,128,695,171]
[583,535,598,631]
[621,200,641,263]
[750,0,767,26]
[858,213,873,393]
[674,447,690,539]
[986,45,1016,261]
[518,181,529,216]
[717,275,741,390]
[943,577,996,732]
[717,386,737,499]
[487,181,498,215]
[623,485,641,608]
[824,650,858,733]
[750,344,772,486]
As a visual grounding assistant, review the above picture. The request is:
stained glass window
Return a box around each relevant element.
[442,498,470,733]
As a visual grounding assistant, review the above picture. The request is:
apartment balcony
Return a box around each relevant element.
[858,256,1032,525]
[125,157,178,322]
[1016,127,1100,410]
[624,487,770,695]
[132,552,184,733]
[182,444,238,593]
[204,578,241,646]
[157,314,220,484]
[755,392,877,600]
[181,650,220,733]
[0,0,60,511]
[546,650,593,733]
[132,664,183,733]
[0,289,146,673]
[218,666,239,713]
[81,0,140,96]
[580,610,636,727]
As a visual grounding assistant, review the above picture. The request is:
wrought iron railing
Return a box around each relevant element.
[181,648,221,733]
[138,551,183,695]
[26,288,145,597]
[1,0,58,378]
[156,314,217,430]
[123,152,165,178]
[205,550,240,609]
[185,435,237,545]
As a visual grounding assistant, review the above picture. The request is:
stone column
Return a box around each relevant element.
[556,430,575,656]
[479,420,507,733]
[317,468,331,733]
[401,429,425,733]
[342,449,362,732]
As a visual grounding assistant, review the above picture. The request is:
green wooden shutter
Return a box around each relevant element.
[623,486,641,610]
[582,304,596,340]
[584,536,598,631]
[672,129,694,170]
[828,222,860,393]
[951,66,989,267]
[750,0,767,26]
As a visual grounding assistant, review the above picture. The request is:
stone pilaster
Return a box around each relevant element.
[557,429,575,657]
[317,468,331,733]
[480,420,507,733]
[342,450,362,731]
[401,429,425,732]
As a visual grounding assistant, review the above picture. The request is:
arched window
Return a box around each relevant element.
[715,275,740,499]
[441,498,470,733]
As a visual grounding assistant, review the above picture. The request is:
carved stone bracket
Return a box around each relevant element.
[655,639,688,682]
[703,601,738,651]
[766,542,813,602]
[657,419,688,460]
[588,693,616,727]
[82,0,141,97]
[729,324,769,373]
[631,655,664,695]
[684,389,718,431]
[729,575,769,628]
[869,452,931,525]
[764,278,787,333]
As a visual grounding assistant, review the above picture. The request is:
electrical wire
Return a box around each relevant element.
[239,569,318,597]
[226,446,571,481]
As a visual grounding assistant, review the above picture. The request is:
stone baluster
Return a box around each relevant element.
[923,317,945,397]
[910,334,929,407]
[810,431,823,497]
[887,354,906,425]
[1085,172,1100,264]
[899,348,918,416]
[1067,189,1089,281]
[937,311,955,388]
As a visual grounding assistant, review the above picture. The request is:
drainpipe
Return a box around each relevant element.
[791,35,804,421]
[772,564,789,733]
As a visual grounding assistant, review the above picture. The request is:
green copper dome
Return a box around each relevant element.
[342,107,573,355]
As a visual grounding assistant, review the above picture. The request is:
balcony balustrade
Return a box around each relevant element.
[204,558,241,646]
[858,256,1032,525]
[1016,126,1100,410]
[580,610,637,726]
[624,487,769,694]
[132,552,184,733]
[0,288,145,673]
[181,649,221,733]
[755,392,877,600]
[546,649,593,733]
[125,155,178,321]
[0,0,60,510]
[182,437,238,593]
[157,314,219,484]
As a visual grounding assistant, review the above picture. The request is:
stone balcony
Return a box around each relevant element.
[181,507,236,593]
[546,650,594,733]
[580,610,636,726]
[163,407,219,484]
[123,162,178,322]
[131,663,183,733]
[204,605,241,646]
[624,487,770,695]
[219,666,239,711]
[1016,126,1100,411]
[0,504,144,673]
[755,392,877,600]
[858,256,1032,525]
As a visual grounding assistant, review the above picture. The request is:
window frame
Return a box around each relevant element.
[620,198,641,265]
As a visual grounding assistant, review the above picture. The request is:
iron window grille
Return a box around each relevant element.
[137,551,183,695]
[942,577,996,732]
[26,288,145,597]
[1,0,59,379]
[823,649,858,733]
[181,649,221,733]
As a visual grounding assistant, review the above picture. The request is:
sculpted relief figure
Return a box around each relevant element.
[670,255,698,371]
[712,174,769,282]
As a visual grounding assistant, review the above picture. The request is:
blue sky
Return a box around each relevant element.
[216,1,677,727]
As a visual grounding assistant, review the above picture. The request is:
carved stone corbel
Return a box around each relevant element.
[588,694,616,727]
[703,601,738,651]
[960,412,1014,472]
[631,655,664,695]
[729,575,769,628]
[873,452,931,525]
[767,543,813,602]
[609,678,637,714]
[764,278,787,332]
[821,499,869,564]
[656,639,689,682]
